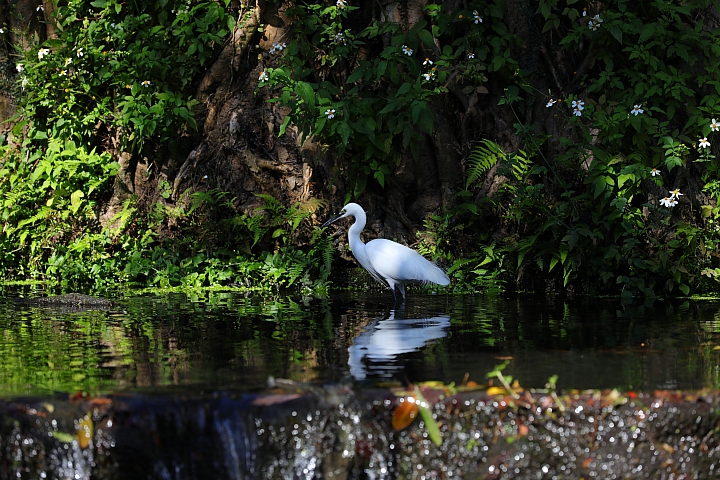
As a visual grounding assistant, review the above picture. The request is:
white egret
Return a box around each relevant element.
[322,203,450,300]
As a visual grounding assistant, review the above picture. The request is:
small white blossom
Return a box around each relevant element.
[37,48,49,60]
[546,99,556,108]
[572,99,584,110]
[473,10,482,24]
[325,108,336,119]
[699,137,710,148]
[59,69,66,76]
[258,70,268,82]
[669,189,683,199]
[334,32,346,44]
[631,104,644,116]
[582,9,587,17]
[270,42,286,54]
[21,76,28,89]
[37,4,44,12]
[401,45,413,56]
[0,28,4,34]
[423,58,433,66]
[64,57,72,66]
[660,197,677,208]
[336,0,347,8]
[203,175,208,179]
[467,52,475,59]
[16,64,23,73]
[651,168,660,177]
[76,47,84,58]
[588,15,603,31]
[711,118,719,132]
[422,72,434,81]
[141,80,151,87]
[573,108,583,117]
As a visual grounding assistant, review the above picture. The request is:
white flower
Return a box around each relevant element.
[203,175,208,179]
[325,108,336,119]
[699,137,710,148]
[258,70,268,82]
[37,48,49,60]
[660,197,677,208]
[422,72,433,81]
[573,108,583,117]
[473,10,482,24]
[141,80,151,87]
[36,5,44,12]
[572,99,584,110]
[669,189,683,199]
[336,0,347,8]
[271,43,285,53]
[583,9,587,17]
[546,99,556,108]
[0,28,4,34]
[711,118,719,132]
[631,104,643,116]
[64,57,72,66]
[467,52,475,59]
[16,64,23,73]
[334,32,346,44]
[423,58,433,66]
[76,47,84,58]
[21,76,28,89]
[59,70,66,76]
[651,168,660,177]
[402,45,413,56]
[593,14,603,23]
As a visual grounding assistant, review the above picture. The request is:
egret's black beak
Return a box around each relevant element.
[321,210,346,228]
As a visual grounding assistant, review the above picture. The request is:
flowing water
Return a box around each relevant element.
[1,287,719,397]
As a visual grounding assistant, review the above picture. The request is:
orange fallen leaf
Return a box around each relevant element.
[392,397,419,431]
[76,414,93,449]
[487,386,507,396]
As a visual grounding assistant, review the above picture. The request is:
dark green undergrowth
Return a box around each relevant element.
[0,0,335,295]
[5,0,720,297]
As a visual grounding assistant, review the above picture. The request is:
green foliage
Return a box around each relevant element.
[260,0,517,195]
[445,0,720,296]
[0,138,117,276]
[35,192,333,294]
[15,0,234,152]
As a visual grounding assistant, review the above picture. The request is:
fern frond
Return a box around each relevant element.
[466,139,505,188]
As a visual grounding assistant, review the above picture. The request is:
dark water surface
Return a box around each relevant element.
[0,289,719,397]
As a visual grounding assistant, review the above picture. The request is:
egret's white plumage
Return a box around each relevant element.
[322,203,450,300]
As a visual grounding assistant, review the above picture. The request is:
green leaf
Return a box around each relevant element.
[397,82,412,96]
[415,387,442,446]
[679,284,690,295]
[418,29,435,50]
[610,25,623,44]
[90,0,107,7]
[295,82,315,107]
[346,63,367,83]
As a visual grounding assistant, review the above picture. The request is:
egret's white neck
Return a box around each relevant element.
[347,214,366,252]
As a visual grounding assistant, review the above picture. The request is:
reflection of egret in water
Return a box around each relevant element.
[348,308,450,380]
